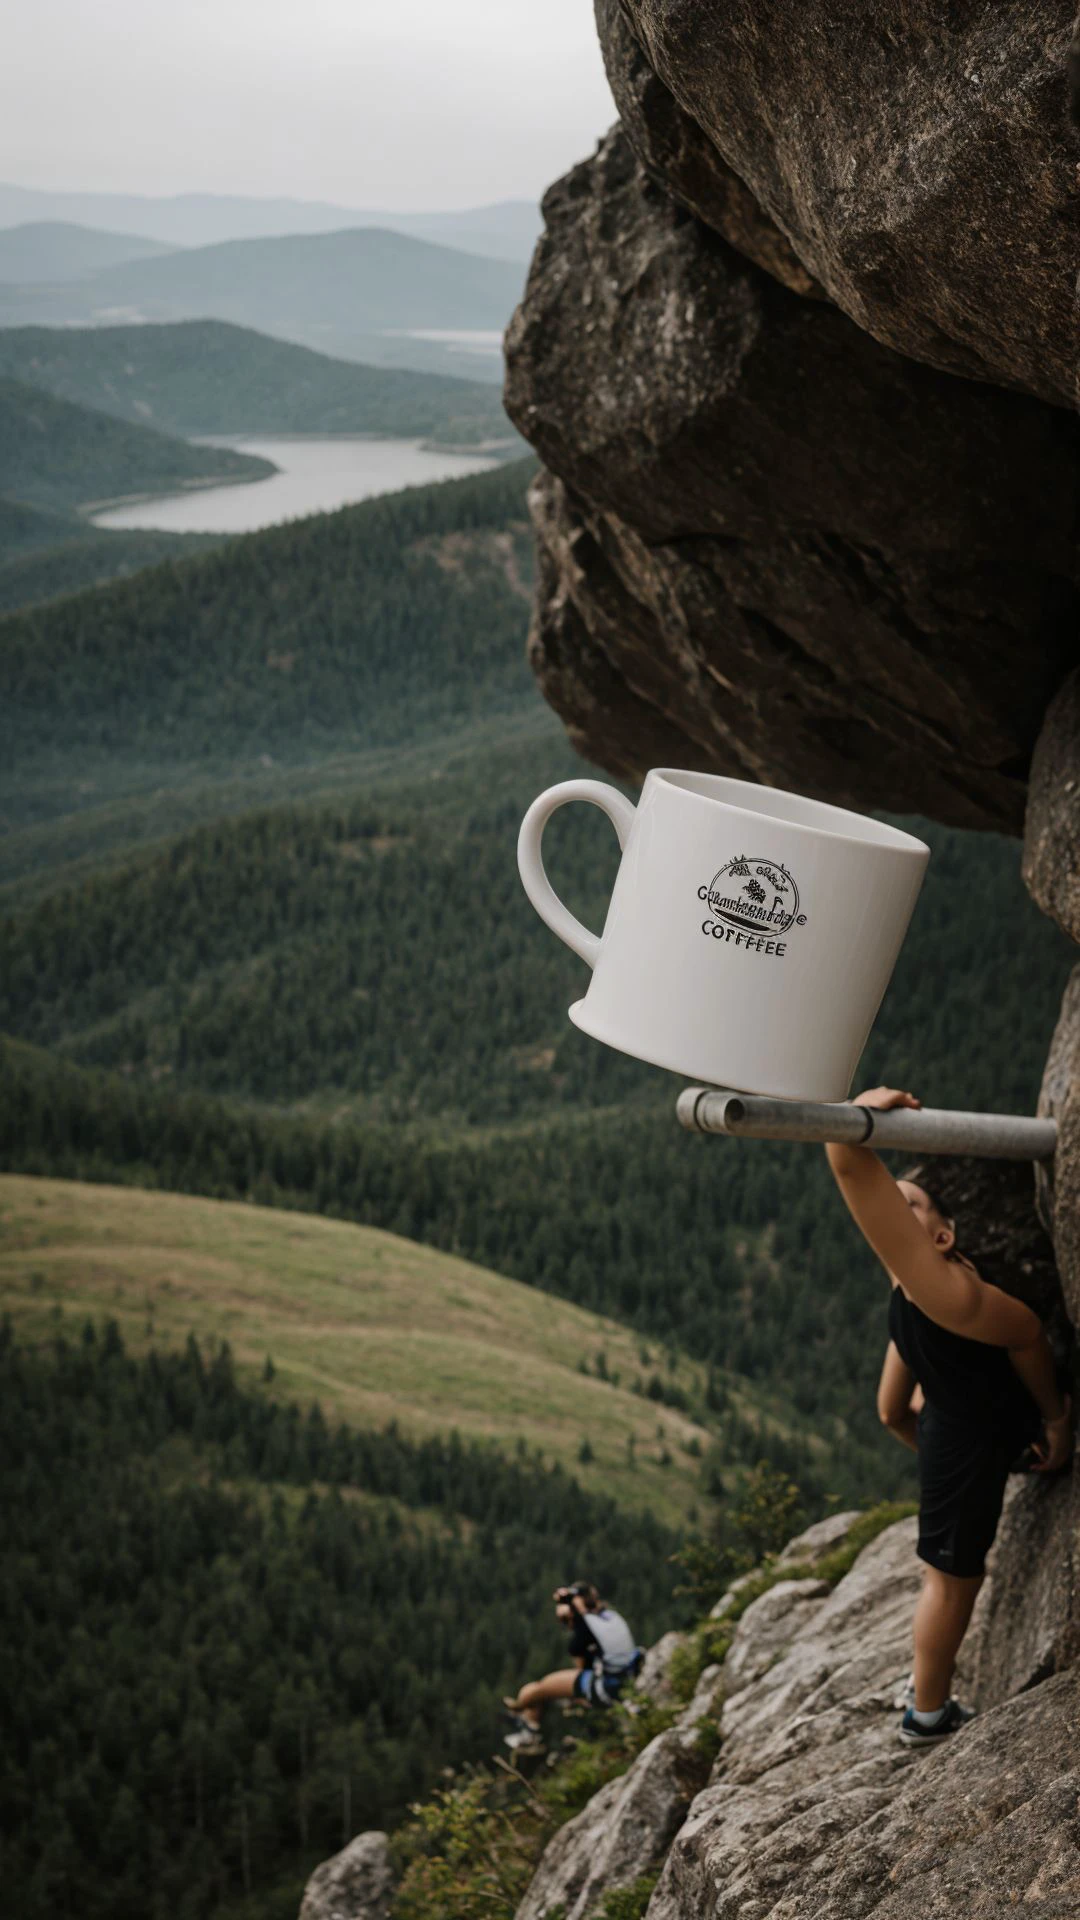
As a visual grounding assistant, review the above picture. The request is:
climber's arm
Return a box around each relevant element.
[877,1340,918,1451]
[1006,1325,1068,1421]
[1007,1329,1073,1470]
[825,1088,1042,1349]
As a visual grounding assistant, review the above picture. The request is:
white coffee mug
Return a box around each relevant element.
[517,768,930,1102]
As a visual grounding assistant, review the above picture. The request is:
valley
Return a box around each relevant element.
[1,459,1073,1519]
[0,203,1074,1920]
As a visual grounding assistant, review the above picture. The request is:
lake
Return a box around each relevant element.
[90,435,508,534]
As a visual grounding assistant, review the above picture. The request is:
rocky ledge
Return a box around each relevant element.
[513,1512,1080,1920]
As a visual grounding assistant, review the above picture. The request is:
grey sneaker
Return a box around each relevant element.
[898,1698,976,1747]
[893,1671,915,1713]
[504,1725,544,1753]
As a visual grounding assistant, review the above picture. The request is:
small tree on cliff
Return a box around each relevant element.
[731,1462,804,1566]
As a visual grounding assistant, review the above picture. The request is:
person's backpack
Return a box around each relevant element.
[586,1606,641,1677]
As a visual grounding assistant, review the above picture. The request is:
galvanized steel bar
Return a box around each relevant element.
[675,1087,1057,1161]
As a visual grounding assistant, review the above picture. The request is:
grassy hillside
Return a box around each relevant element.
[0,375,273,514]
[0,320,518,445]
[0,1172,804,1522]
[0,220,176,281]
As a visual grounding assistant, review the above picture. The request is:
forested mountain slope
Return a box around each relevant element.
[0,1317,687,1919]
[0,319,516,443]
[1,732,1070,1500]
[0,519,216,617]
[0,456,538,827]
[0,453,1073,1501]
[0,374,272,514]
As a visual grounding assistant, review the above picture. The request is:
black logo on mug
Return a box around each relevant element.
[696,855,808,957]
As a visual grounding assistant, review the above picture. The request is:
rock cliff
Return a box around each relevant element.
[598,2,1079,407]
[503,7,1080,831]
[505,1514,1080,1920]
[498,3,1080,1914]
[299,1831,395,1920]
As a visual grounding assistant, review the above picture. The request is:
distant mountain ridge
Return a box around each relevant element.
[0,183,541,261]
[0,221,177,283]
[0,319,516,444]
[65,224,522,329]
[0,224,524,377]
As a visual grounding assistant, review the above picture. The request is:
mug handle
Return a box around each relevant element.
[517,780,637,968]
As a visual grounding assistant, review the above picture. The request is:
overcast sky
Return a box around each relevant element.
[2,0,616,209]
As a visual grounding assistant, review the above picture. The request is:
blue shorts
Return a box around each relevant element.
[573,1667,628,1706]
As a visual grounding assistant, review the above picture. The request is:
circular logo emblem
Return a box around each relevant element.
[703,855,801,936]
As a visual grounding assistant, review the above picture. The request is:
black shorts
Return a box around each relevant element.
[915,1402,1041,1579]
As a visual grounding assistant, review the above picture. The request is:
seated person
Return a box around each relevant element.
[503,1581,642,1750]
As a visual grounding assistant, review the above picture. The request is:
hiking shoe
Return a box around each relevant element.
[504,1726,544,1753]
[898,1699,975,1747]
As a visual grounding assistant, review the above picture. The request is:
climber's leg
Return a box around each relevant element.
[503,1668,579,1728]
[911,1566,983,1711]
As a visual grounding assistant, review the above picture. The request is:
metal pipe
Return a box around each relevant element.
[676,1087,1057,1161]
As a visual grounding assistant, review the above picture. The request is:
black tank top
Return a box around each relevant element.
[888,1279,1038,1428]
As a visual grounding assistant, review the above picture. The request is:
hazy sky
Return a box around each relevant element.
[2,0,616,208]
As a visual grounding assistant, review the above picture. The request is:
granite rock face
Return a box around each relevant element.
[504,131,1080,831]
[514,1515,1080,1920]
[604,0,1080,407]
[1038,964,1080,1316]
[772,1511,862,1572]
[637,1629,692,1706]
[656,1668,1080,1920]
[719,1579,831,1701]
[298,1831,394,1920]
[498,11,1080,1911]
[964,969,1080,1705]
[647,1519,1080,1920]
[1024,668,1080,945]
[594,0,822,298]
[514,1678,720,1920]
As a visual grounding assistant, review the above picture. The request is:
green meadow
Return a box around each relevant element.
[0,1172,808,1522]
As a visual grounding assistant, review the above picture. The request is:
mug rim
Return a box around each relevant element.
[650,768,930,856]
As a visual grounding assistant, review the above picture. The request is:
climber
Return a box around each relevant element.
[502,1582,643,1752]
[825,1085,1073,1748]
